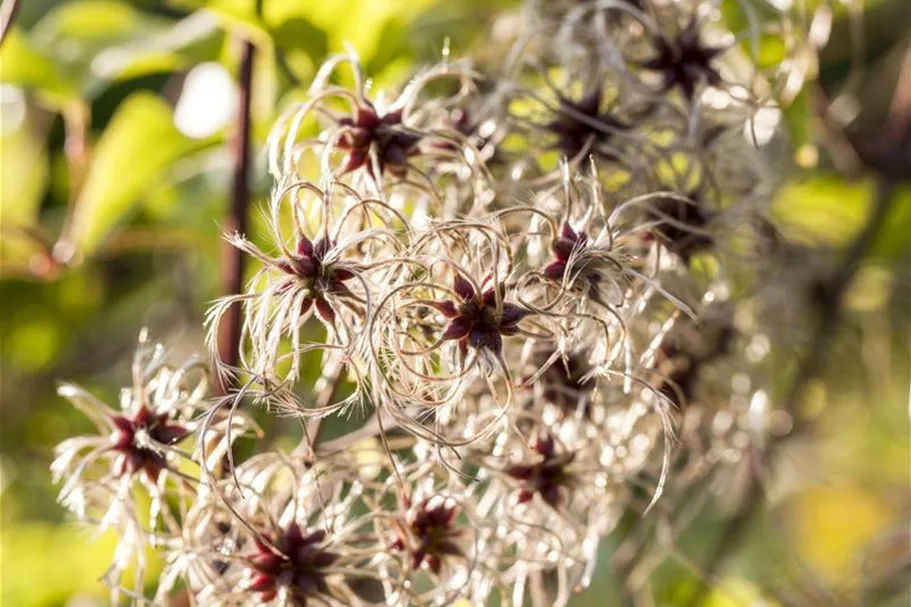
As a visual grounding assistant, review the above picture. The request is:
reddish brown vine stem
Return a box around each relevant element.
[215,37,256,396]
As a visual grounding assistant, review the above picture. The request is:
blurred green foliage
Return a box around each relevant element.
[0,1,908,606]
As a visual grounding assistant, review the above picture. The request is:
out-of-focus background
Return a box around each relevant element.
[0,1,908,605]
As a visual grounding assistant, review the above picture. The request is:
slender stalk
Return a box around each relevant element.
[786,177,898,403]
[682,176,898,607]
[55,102,91,265]
[215,37,256,396]
[305,366,346,452]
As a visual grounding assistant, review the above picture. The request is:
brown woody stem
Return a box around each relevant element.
[215,37,256,396]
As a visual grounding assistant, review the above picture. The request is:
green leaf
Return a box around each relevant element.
[0,111,48,228]
[90,13,224,82]
[269,16,327,58]
[31,0,156,48]
[69,93,200,256]
[208,0,432,61]
[203,0,273,47]
[754,34,787,70]
[782,88,813,149]
[771,177,911,261]
[328,0,434,64]
[0,519,162,607]
[772,176,872,246]
[364,17,410,75]
[0,101,51,268]
[2,5,219,104]
[29,0,184,95]
[871,186,911,261]
[0,30,77,103]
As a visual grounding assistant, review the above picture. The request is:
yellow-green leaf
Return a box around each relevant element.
[0,100,50,267]
[35,0,140,41]
[0,107,48,227]
[0,30,78,103]
[69,93,198,256]
[772,176,873,246]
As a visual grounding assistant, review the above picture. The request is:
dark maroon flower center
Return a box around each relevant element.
[247,523,339,605]
[538,351,596,414]
[111,405,188,481]
[655,310,734,407]
[546,89,628,161]
[641,22,727,100]
[432,275,529,357]
[449,108,481,140]
[543,222,589,282]
[436,108,499,161]
[337,103,420,177]
[507,434,574,508]
[543,223,620,306]
[277,233,355,324]
[647,192,713,261]
[391,498,463,574]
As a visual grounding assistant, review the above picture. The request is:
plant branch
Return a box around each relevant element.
[304,364,347,452]
[215,37,256,396]
[55,102,91,265]
[786,176,898,403]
